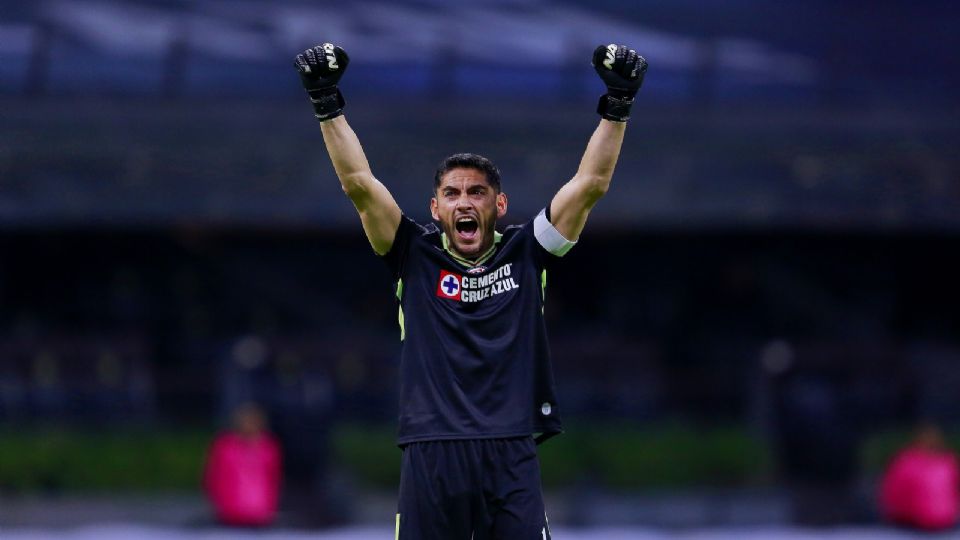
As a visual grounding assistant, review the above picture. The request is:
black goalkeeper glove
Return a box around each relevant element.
[294,43,350,121]
[592,44,647,122]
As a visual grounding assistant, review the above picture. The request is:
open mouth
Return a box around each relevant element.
[455,216,479,240]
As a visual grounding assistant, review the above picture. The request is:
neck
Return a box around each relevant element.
[441,231,502,267]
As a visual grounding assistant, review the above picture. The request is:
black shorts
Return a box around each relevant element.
[396,437,552,540]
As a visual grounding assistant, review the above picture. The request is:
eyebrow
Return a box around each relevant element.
[439,181,491,194]
[442,183,487,190]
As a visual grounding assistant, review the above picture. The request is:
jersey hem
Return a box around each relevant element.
[397,428,562,447]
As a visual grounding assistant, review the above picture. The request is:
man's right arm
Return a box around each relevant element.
[320,115,401,255]
[296,44,401,255]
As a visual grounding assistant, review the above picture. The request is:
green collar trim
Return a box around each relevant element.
[441,231,502,268]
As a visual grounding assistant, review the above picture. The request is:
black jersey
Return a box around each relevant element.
[382,209,573,445]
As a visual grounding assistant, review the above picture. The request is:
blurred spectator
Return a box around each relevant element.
[880,422,959,531]
[203,402,282,527]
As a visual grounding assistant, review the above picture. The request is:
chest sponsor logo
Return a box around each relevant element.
[436,270,462,300]
[436,263,519,303]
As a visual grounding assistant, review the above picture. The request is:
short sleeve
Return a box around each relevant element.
[381,215,419,279]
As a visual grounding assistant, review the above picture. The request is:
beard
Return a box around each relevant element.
[443,214,496,260]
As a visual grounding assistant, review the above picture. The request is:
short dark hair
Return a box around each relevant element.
[433,153,501,193]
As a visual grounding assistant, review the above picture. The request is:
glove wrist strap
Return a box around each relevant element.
[307,87,345,121]
[597,93,633,122]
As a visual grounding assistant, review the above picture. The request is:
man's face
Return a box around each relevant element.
[431,167,507,260]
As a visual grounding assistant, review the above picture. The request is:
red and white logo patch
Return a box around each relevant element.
[436,270,462,301]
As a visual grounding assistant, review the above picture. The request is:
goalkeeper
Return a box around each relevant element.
[295,42,646,539]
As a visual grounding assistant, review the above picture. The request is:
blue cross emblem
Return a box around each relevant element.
[442,275,459,295]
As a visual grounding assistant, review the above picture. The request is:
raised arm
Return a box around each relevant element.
[295,44,401,255]
[549,44,647,242]
[550,119,625,241]
[320,116,401,255]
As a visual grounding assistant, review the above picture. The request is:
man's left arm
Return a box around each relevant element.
[549,44,647,242]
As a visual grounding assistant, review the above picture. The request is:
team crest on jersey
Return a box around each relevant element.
[436,264,519,303]
[436,270,463,300]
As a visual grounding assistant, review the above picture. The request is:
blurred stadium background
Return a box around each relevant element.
[1,0,959,538]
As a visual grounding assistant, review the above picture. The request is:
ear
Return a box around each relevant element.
[430,197,440,221]
[496,192,508,219]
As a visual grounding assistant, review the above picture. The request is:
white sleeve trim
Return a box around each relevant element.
[534,208,576,257]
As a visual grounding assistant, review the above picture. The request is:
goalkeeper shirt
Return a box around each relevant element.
[382,208,573,445]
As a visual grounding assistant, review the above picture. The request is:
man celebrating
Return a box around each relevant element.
[295,42,646,539]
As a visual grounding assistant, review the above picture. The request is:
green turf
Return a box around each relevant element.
[0,427,209,492]
[2,422,940,492]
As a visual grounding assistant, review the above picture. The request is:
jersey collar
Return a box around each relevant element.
[441,231,503,269]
